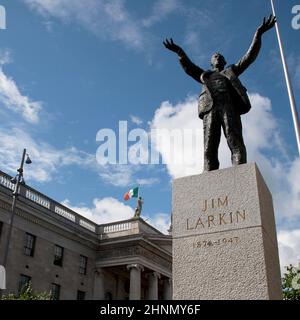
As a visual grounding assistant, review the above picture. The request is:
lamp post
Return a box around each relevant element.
[0,148,32,294]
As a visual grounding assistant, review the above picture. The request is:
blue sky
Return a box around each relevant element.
[0,0,300,271]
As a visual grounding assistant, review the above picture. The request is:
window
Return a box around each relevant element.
[77,290,85,300]
[79,255,87,275]
[19,274,31,294]
[24,233,36,257]
[51,283,61,300]
[53,245,64,266]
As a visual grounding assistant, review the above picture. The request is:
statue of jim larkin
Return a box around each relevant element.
[164,15,276,171]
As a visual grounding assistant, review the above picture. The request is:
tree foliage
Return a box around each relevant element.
[282,263,300,300]
[0,282,52,300]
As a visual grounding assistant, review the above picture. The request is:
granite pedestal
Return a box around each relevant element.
[172,163,282,300]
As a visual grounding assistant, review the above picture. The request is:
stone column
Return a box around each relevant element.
[93,268,105,300]
[127,264,144,300]
[147,272,160,300]
[115,275,124,300]
[163,278,172,300]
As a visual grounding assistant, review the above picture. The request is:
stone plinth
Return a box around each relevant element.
[172,163,282,300]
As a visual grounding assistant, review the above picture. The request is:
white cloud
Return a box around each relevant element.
[62,197,134,224]
[278,229,300,273]
[150,93,286,175]
[98,164,137,187]
[0,127,95,182]
[146,212,171,235]
[142,0,180,27]
[130,115,143,126]
[0,49,13,65]
[136,178,159,186]
[184,31,200,49]
[0,52,42,124]
[0,125,159,187]
[62,197,171,234]
[23,0,216,62]
[287,53,300,88]
[295,63,300,88]
[182,7,213,57]
[23,0,146,50]
[97,163,159,188]
[243,94,277,151]
[275,158,300,221]
[150,93,300,220]
[150,95,204,178]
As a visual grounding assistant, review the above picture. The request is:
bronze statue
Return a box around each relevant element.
[163,15,276,171]
[134,196,143,218]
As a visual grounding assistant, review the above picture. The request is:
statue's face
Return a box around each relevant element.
[211,53,227,69]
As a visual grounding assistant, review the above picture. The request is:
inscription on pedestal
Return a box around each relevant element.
[185,195,247,233]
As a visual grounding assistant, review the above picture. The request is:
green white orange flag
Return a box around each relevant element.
[123,187,139,201]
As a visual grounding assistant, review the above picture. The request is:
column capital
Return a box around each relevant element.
[126,263,144,272]
[147,271,160,300]
[127,263,143,300]
[146,271,161,279]
[94,267,105,276]
[93,268,105,300]
[165,277,172,284]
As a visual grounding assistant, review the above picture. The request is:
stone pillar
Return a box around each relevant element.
[0,265,6,290]
[93,268,105,300]
[172,163,282,300]
[127,264,144,300]
[163,278,172,300]
[115,275,124,300]
[147,272,160,300]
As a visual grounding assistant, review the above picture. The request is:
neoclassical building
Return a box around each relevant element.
[0,170,172,300]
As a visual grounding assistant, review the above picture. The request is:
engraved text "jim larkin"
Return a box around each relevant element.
[186,196,247,230]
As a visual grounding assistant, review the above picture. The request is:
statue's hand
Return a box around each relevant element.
[163,38,182,54]
[257,14,276,36]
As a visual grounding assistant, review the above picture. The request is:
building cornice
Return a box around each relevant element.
[0,196,99,250]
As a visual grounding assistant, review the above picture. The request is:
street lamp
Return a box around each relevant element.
[0,148,32,293]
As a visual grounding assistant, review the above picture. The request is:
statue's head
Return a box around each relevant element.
[210,52,227,70]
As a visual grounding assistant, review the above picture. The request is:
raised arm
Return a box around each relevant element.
[163,38,204,83]
[234,15,276,76]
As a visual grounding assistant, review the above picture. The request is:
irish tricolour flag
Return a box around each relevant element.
[123,187,139,201]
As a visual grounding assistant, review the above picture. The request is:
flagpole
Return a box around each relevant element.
[270,0,300,156]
